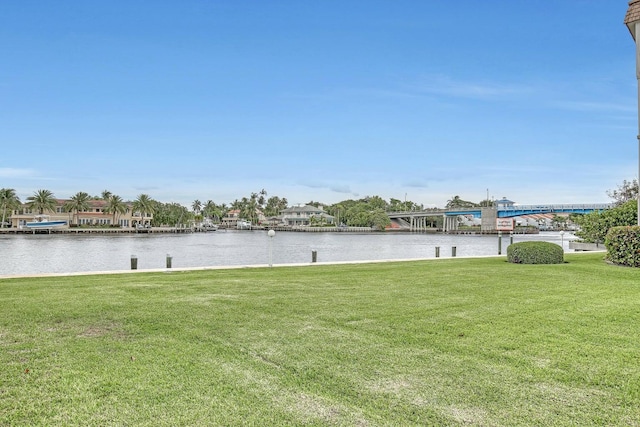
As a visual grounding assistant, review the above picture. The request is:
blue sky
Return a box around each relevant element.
[1,1,637,208]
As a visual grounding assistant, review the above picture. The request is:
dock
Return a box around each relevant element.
[0,226,199,235]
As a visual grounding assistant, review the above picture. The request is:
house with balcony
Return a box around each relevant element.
[280,205,334,226]
[10,199,153,229]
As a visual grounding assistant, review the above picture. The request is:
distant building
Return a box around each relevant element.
[10,199,152,229]
[221,209,266,228]
[496,197,515,209]
[280,205,334,226]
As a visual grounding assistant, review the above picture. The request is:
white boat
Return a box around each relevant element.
[236,220,252,230]
[201,220,219,231]
[26,215,67,229]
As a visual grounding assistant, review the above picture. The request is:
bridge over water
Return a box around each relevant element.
[388,203,612,232]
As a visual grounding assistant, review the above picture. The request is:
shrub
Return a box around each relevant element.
[507,241,564,264]
[574,200,637,243]
[605,226,640,267]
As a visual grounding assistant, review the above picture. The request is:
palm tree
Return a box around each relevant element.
[241,196,259,225]
[203,200,221,222]
[258,189,267,208]
[192,199,202,216]
[64,191,91,225]
[27,189,57,215]
[104,194,127,226]
[132,194,157,227]
[218,203,229,223]
[0,188,20,228]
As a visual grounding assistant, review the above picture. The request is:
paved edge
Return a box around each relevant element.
[0,251,606,280]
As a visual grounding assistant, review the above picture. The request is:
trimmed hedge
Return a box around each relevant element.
[507,241,564,264]
[605,225,640,267]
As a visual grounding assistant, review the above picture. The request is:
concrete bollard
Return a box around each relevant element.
[498,232,502,255]
[166,254,172,269]
[435,246,440,258]
[510,232,513,246]
[131,255,138,270]
[452,246,457,257]
[312,250,317,263]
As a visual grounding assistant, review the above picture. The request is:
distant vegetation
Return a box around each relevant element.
[5,187,496,229]
[5,182,636,234]
[573,200,637,243]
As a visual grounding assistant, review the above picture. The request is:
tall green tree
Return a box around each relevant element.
[202,200,215,219]
[478,199,495,207]
[153,202,190,227]
[104,194,127,226]
[240,196,259,224]
[27,189,57,215]
[203,200,225,222]
[64,191,91,225]
[264,196,288,217]
[362,196,386,210]
[387,197,421,212]
[574,201,637,243]
[574,179,640,242]
[257,189,267,207]
[0,188,20,227]
[192,200,202,216]
[370,208,391,230]
[132,194,157,226]
[445,195,477,209]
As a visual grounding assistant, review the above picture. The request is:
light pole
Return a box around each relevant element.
[267,229,275,267]
[625,0,640,225]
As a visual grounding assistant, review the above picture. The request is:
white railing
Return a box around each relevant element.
[498,204,612,211]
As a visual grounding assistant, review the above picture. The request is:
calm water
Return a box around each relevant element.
[0,230,577,276]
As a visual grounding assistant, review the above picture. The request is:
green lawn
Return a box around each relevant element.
[2,253,640,426]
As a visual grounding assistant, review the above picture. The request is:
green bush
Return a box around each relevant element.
[574,200,637,243]
[605,226,640,267]
[507,241,564,264]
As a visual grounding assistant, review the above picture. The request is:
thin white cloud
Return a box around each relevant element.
[554,100,635,113]
[281,74,530,103]
[133,186,161,192]
[410,74,532,100]
[0,167,35,178]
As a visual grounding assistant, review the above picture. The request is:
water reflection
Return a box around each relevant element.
[0,231,576,276]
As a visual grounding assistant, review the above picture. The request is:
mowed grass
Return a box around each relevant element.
[1,253,640,426]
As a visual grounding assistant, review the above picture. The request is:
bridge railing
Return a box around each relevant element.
[387,203,612,218]
[498,203,612,212]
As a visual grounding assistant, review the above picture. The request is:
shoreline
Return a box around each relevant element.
[0,251,606,280]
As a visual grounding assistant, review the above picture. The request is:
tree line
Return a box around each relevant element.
[572,179,639,243]
[1,187,433,229]
[9,183,629,233]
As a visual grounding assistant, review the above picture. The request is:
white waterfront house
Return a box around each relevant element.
[280,205,334,226]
